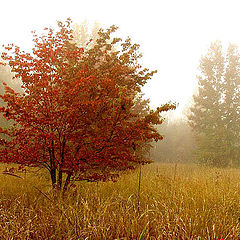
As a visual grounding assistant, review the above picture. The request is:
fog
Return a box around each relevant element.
[1,2,240,237]
[1,0,240,116]
[1,0,240,166]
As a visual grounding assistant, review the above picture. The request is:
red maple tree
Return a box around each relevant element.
[0,19,175,191]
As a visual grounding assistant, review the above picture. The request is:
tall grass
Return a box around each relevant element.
[0,163,240,239]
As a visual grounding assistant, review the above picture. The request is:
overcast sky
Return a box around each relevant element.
[1,0,240,116]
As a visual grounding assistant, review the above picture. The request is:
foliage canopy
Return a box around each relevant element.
[0,19,175,190]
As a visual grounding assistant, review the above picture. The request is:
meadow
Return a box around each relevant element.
[0,163,240,239]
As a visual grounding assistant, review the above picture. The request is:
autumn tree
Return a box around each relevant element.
[0,19,175,191]
[188,41,240,167]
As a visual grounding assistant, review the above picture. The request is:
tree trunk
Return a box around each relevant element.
[49,140,57,188]
[57,169,63,190]
[58,137,65,190]
[50,168,56,188]
[63,172,73,192]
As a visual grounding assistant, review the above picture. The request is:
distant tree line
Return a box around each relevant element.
[188,41,240,167]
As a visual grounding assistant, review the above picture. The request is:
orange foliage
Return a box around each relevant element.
[0,19,175,190]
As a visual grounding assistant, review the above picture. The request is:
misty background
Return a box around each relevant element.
[1,0,240,165]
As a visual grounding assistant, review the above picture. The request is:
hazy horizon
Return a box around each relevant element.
[1,0,240,117]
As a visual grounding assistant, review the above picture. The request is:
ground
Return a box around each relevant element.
[0,163,239,239]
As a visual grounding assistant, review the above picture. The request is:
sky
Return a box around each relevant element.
[1,0,240,117]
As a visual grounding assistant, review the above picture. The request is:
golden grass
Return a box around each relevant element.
[0,163,240,239]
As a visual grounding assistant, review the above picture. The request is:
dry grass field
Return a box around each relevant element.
[0,163,240,239]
